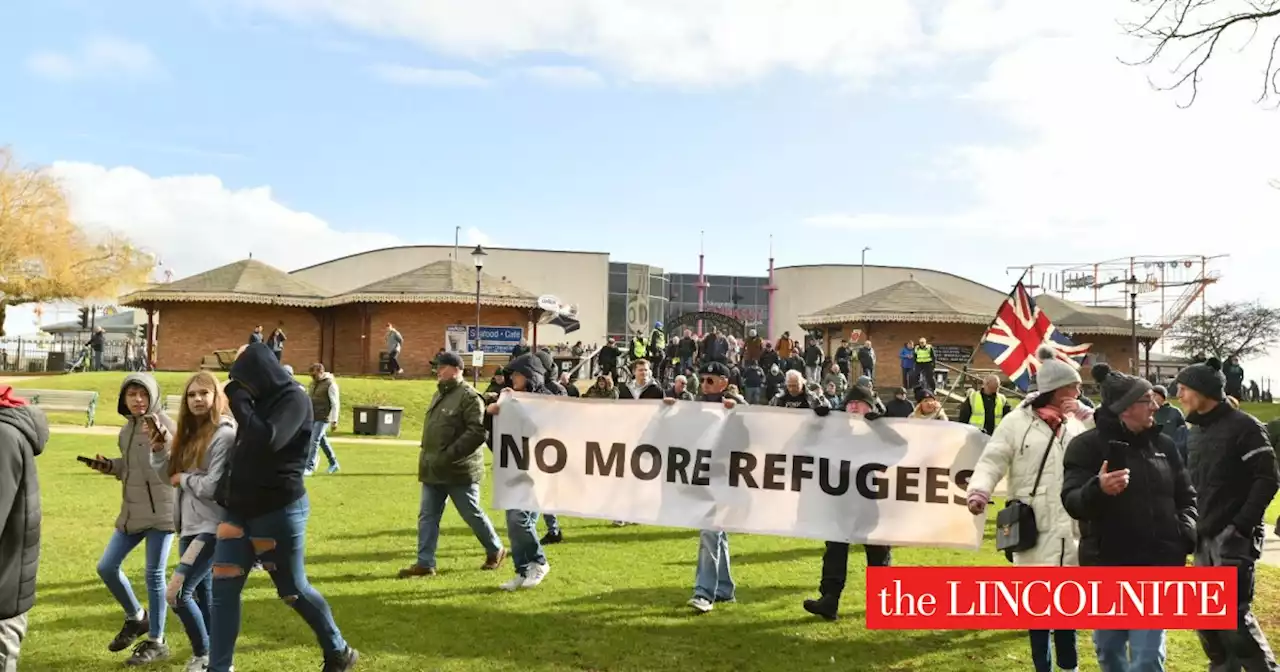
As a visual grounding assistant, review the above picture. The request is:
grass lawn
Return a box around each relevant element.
[27,432,1279,672]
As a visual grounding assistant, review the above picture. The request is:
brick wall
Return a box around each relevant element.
[153,301,530,376]
[154,303,321,372]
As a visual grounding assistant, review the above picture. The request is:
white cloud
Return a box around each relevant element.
[804,213,937,230]
[465,227,491,246]
[239,0,941,86]
[518,65,604,87]
[46,162,403,283]
[26,36,160,80]
[369,63,489,87]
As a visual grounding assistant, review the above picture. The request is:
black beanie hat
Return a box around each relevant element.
[844,384,876,407]
[914,387,935,403]
[1175,357,1226,402]
[1090,363,1153,413]
[506,353,544,385]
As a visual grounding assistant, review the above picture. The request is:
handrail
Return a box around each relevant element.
[935,361,1026,401]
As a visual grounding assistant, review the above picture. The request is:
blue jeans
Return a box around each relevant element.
[97,528,173,639]
[693,530,735,602]
[542,514,560,536]
[417,483,502,568]
[170,534,215,657]
[306,421,338,472]
[745,387,763,405]
[209,495,345,672]
[1093,629,1166,672]
[1030,629,1077,672]
[505,510,547,576]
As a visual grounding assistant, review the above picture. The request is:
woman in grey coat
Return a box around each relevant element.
[151,372,235,672]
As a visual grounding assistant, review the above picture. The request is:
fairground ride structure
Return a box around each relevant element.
[1006,254,1225,335]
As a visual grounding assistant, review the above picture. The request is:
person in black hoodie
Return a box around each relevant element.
[597,338,621,384]
[210,343,357,672]
[486,353,559,589]
[0,387,47,669]
[1061,364,1196,672]
[882,388,915,418]
[1176,359,1279,672]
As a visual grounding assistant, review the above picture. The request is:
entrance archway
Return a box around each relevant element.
[664,311,747,339]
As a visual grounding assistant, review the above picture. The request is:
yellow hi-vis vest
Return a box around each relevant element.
[632,338,647,358]
[915,346,933,364]
[651,330,666,353]
[968,391,1007,428]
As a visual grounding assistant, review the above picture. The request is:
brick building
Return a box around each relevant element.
[797,279,1164,391]
[120,258,541,375]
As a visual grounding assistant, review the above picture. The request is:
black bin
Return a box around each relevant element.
[377,351,391,374]
[352,405,404,437]
[46,352,67,372]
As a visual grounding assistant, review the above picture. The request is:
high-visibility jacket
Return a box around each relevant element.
[650,329,666,354]
[914,346,934,364]
[631,338,647,359]
[968,391,1008,429]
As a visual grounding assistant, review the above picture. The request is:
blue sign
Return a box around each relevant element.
[447,325,524,354]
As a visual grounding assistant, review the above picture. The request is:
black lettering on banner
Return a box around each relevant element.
[953,469,973,506]
[631,444,663,481]
[499,435,529,470]
[535,438,567,474]
[820,458,851,496]
[857,463,888,500]
[691,450,712,486]
[666,447,692,484]
[791,455,815,492]
[762,453,787,491]
[729,452,759,488]
[586,442,625,477]
[896,466,920,502]
[925,467,950,504]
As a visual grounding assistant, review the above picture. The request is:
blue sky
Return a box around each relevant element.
[3,0,1279,377]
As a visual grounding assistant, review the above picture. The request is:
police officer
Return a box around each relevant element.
[956,375,1012,435]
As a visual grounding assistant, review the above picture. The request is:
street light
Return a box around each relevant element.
[471,245,487,385]
[1126,274,1139,375]
[861,247,871,296]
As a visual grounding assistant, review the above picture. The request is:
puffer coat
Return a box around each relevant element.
[968,400,1093,566]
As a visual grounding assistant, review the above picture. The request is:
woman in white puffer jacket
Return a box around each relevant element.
[966,347,1094,672]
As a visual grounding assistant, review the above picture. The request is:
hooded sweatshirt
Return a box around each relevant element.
[151,417,234,537]
[218,343,312,518]
[0,402,48,619]
[111,373,177,534]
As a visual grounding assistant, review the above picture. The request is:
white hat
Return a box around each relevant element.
[1034,345,1081,392]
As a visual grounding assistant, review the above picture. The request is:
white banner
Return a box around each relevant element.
[491,394,990,550]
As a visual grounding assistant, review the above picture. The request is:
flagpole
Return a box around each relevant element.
[944,267,1032,401]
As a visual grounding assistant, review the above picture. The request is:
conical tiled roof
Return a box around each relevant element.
[120,259,328,307]
[329,260,538,308]
[798,279,996,326]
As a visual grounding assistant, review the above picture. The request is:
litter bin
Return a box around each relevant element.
[46,352,67,372]
[352,405,404,437]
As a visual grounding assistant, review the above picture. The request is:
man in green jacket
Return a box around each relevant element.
[398,352,505,578]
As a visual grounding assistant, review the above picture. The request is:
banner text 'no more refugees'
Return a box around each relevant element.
[490,394,990,549]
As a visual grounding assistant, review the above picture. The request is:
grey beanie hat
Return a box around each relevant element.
[1034,345,1082,393]
[1175,357,1226,402]
[1091,363,1154,413]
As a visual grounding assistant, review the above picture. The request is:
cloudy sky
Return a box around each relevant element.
[2,0,1277,380]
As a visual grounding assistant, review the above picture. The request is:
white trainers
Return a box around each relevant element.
[185,655,209,671]
[520,563,550,588]
[499,574,526,592]
[687,596,714,613]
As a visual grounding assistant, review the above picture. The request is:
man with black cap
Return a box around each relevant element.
[663,361,747,613]
[801,382,889,621]
[485,352,559,590]
[1176,358,1279,671]
[1061,364,1197,672]
[882,387,914,418]
[399,352,505,579]
[597,338,621,384]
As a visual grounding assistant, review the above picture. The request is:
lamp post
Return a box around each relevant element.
[861,247,871,296]
[471,245,487,385]
[1126,274,1139,375]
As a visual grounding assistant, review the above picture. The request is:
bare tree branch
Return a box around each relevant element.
[1124,0,1280,107]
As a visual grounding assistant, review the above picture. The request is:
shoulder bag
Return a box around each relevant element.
[995,429,1059,554]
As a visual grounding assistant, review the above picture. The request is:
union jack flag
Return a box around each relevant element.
[980,282,1091,391]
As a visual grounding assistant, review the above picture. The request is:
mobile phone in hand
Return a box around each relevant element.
[77,455,110,471]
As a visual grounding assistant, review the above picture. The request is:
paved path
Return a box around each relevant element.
[48,424,418,446]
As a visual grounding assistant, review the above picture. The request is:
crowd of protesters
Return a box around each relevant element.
[0,320,1277,672]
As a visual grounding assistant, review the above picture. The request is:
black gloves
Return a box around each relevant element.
[864,411,883,421]
[813,404,830,417]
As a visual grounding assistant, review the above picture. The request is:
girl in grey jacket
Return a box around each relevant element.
[86,373,177,665]
[151,372,234,672]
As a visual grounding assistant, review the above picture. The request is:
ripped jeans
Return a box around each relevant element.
[208,495,346,672]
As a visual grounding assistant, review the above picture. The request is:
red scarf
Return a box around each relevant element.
[0,386,28,408]
[1034,404,1064,433]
